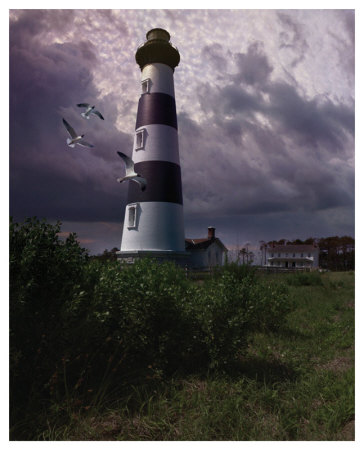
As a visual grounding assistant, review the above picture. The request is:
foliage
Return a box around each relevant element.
[10,217,89,427]
[285,271,324,286]
[66,257,195,381]
[10,218,294,439]
[90,247,119,262]
[212,261,257,281]
[318,236,355,271]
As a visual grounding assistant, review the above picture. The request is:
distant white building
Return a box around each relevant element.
[185,227,228,269]
[266,244,319,269]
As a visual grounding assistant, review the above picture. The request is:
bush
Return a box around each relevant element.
[212,261,257,281]
[10,217,90,434]
[66,258,194,379]
[188,264,291,369]
[285,271,324,287]
[69,260,291,374]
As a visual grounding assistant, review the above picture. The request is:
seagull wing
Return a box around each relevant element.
[93,110,104,120]
[131,176,147,191]
[78,139,94,148]
[62,118,78,138]
[77,103,90,108]
[117,151,135,175]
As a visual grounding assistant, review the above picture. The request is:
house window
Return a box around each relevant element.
[127,204,138,229]
[278,253,281,257]
[301,253,304,257]
[135,129,145,150]
[308,253,311,257]
[271,253,274,257]
[293,253,295,257]
[141,78,151,94]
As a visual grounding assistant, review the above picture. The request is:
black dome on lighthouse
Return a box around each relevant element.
[146,28,170,41]
[135,28,180,71]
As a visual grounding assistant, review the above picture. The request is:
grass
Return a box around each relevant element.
[33,271,355,440]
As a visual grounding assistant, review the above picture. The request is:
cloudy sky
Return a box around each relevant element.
[9,5,355,255]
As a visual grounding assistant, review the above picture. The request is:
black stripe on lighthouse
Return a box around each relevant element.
[127,161,183,204]
[136,93,177,130]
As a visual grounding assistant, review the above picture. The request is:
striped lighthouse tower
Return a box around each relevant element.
[117,28,187,263]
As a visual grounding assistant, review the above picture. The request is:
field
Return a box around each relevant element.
[37,270,354,441]
[9,220,354,440]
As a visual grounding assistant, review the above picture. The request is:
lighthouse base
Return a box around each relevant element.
[116,249,190,267]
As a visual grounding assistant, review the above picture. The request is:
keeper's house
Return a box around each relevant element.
[185,227,228,269]
[267,244,319,269]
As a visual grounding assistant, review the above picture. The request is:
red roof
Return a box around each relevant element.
[185,237,227,251]
[185,238,209,244]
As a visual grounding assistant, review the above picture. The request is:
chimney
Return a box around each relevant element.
[208,226,215,240]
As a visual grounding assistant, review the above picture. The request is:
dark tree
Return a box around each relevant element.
[10,217,89,429]
[92,247,119,262]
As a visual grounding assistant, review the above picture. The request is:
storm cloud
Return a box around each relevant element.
[10,10,133,225]
[180,38,354,224]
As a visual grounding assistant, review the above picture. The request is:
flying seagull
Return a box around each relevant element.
[116,151,147,191]
[77,103,104,120]
[62,118,94,148]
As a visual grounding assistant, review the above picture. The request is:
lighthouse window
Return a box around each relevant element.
[141,78,151,94]
[127,204,138,229]
[135,129,145,150]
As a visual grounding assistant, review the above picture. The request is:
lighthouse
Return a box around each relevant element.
[117,28,188,264]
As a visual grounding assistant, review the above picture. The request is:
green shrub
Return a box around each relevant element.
[10,217,89,430]
[67,258,194,378]
[182,264,292,369]
[212,261,257,281]
[285,271,323,287]
[62,259,291,380]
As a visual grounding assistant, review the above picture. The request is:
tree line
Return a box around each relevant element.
[95,236,355,271]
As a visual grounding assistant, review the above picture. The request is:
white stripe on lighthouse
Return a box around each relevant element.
[141,63,175,96]
[133,124,180,165]
[121,202,185,251]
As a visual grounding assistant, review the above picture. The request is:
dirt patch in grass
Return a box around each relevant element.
[181,379,207,393]
[256,413,284,440]
[313,344,354,374]
[337,419,355,440]
[83,414,124,440]
[317,355,353,374]
[239,355,299,385]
